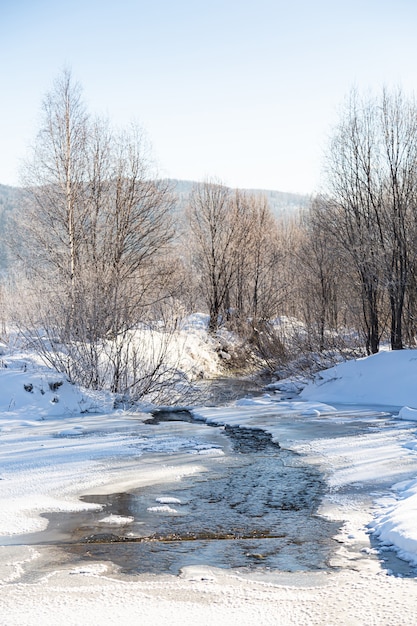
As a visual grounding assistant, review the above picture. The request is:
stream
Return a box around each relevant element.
[58,416,340,575]
[5,382,417,580]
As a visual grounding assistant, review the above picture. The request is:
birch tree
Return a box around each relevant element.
[16,70,177,398]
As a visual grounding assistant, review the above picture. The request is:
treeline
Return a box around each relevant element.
[312,88,417,355]
[184,88,417,363]
[2,72,417,400]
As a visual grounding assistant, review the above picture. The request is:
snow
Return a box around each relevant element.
[0,362,98,417]
[301,349,417,408]
[297,348,417,577]
[98,514,134,525]
[156,497,182,504]
[398,406,417,421]
[3,339,417,623]
[147,504,178,513]
[373,478,417,566]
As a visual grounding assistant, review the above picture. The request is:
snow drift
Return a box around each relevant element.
[301,349,417,409]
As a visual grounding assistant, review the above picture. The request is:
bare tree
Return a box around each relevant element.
[21,70,89,304]
[322,92,417,353]
[324,88,417,351]
[14,70,178,400]
[379,89,417,349]
[231,192,284,324]
[293,201,343,351]
[186,181,286,338]
[186,180,244,332]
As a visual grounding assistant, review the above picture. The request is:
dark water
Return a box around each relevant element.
[55,420,340,576]
[194,376,269,405]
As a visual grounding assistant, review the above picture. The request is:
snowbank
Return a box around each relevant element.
[0,348,114,418]
[301,349,417,408]
[398,406,417,421]
[372,478,417,566]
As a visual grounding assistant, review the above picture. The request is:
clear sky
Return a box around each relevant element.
[1,0,417,194]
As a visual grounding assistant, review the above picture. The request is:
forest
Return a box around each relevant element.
[2,72,417,403]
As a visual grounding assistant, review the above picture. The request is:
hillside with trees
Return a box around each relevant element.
[0,184,23,270]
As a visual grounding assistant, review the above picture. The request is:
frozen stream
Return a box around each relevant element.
[9,401,417,579]
[57,416,339,575]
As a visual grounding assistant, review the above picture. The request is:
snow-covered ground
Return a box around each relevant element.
[300,350,417,570]
[2,337,417,624]
[301,348,417,409]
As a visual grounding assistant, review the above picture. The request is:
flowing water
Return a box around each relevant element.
[59,419,340,575]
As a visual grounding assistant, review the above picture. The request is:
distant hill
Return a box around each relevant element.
[0,183,22,215]
[0,184,24,270]
[168,179,310,219]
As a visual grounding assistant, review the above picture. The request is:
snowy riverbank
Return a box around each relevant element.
[300,348,417,410]
[2,346,417,624]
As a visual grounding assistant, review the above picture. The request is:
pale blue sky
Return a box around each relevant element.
[1,0,417,193]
